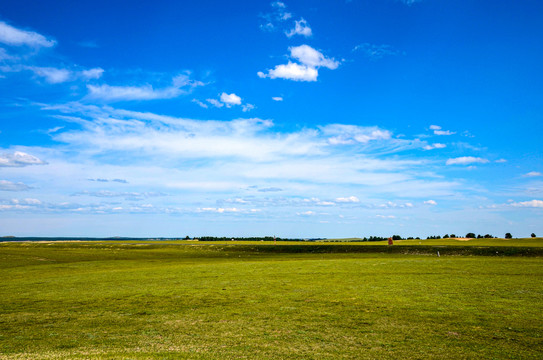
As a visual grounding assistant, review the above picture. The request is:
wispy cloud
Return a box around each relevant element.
[88,178,128,184]
[353,43,401,60]
[430,125,456,136]
[259,1,292,32]
[424,200,437,205]
[523,171,542,178]
[423,143,446,150]
[258,45,339,82]
[0,21,55,48]
[73,190,166,200]
[0,180,32,191]
[87,74,203,102]
[272,96,283,101]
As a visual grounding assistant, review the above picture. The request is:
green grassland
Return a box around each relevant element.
[0,241,542,359]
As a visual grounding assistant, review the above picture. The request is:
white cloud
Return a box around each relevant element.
[424,200,437,205]
[87,74,203,102]
[220,92,242,106]
[87,84,181,101]
[510,200,543,208]
[286,18,312,38]
[335,196,360,203]
[376,215,395,219]
[11,198,41,205]
[27,66,71,84]
[0,151,46,167]
[0,21,55,48]
[242,103,256,112]
[434,130,455,136]
[495,159,507,163]
[523,171,542,177]
[430,125,456,136]
[0,180,32,191]
[272,96,283,101]
[198,207,241,213]
[290,45,339,69]
[201,92,250,110]
[80,68,104,80]
[192,99,208,108]
[446,157,489,166]
[423,143,446,150]
[259,2,292,32]
[297,211,316,216]
[258,62,318,82]
[22,66,104,84]
[206,98,224,108]
[258,45,339,82]
[320,124,391,144]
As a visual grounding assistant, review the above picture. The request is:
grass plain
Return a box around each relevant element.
[0,240,542,359]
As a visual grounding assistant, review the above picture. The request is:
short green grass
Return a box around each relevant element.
[0,241,542,359]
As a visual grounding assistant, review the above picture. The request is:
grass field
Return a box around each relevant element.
[1,241,542,359]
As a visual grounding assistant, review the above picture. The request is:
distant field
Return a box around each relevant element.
[85,237,543,247]
[0,241,542,359]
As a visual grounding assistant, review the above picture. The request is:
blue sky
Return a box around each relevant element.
[1,0,542,238]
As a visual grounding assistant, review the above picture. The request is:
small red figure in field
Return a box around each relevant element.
[388,237,393,245]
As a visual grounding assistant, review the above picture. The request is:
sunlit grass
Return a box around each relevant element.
[0,242,542,359]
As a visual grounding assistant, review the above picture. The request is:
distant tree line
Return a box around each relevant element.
[195,236,307,242]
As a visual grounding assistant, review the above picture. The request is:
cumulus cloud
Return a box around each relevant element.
[0,151,46,167]
[258,62,318,82]
[286,18,312,37]
[220,92,242,106]
[0,21,55,48]
[258,45,339,82]
[0,180,32,191]
[446,157,489,166]
[87,74,203,102]
[290,45,339,69]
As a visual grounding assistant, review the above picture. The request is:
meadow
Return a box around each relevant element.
[0,240,542,359]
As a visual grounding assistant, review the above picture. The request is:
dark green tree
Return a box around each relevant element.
[505,233,513,239]
[531,233,536,238]
[466,233,476,238]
